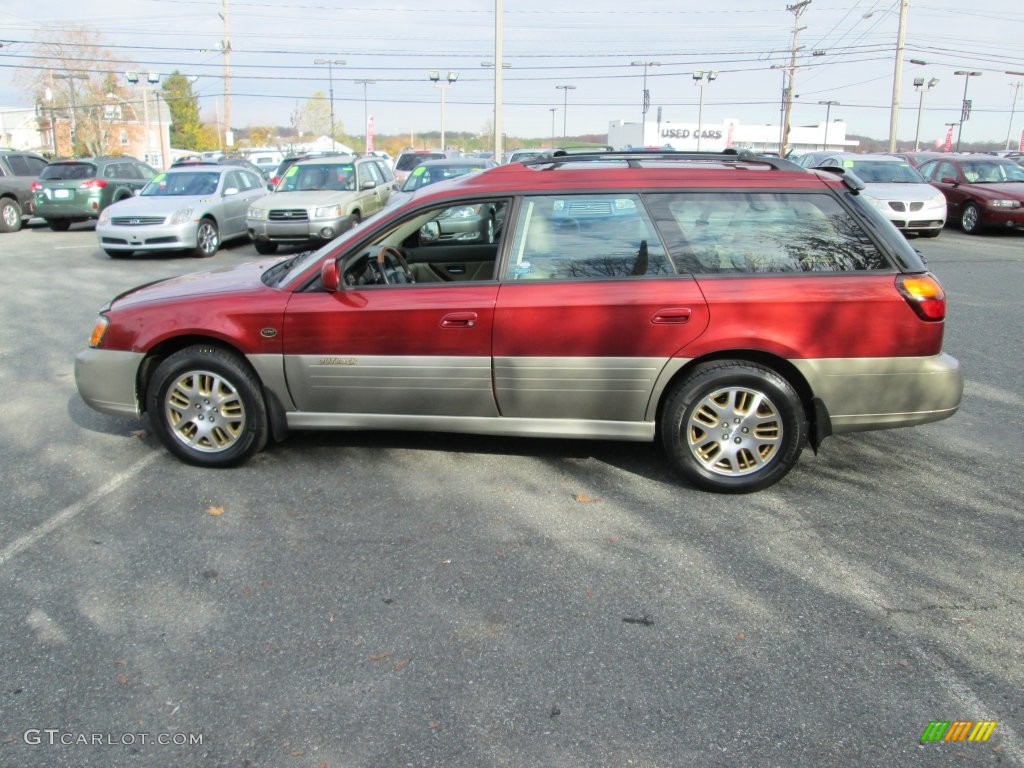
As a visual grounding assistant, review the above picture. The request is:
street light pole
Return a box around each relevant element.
[953,70,982,152]
[818,100,839,150]
[555,84,575,140]
[692,71,718,150]
[314,58,345,149]
[912,78,938,151]
[428,70,458,151]
[631,61,660,145]
[354,79,375,153]
[549,107,558,148]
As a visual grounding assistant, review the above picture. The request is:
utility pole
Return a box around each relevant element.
[780,1,810,157]
[887,0,909,152]
[1005,75,1024,150]
[220,0,232,147]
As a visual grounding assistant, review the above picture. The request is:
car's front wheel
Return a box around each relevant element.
[660,361,807,493]
[147,345,268,467]
[193,218,219,257]
[0,198,22,233]
[960,203,981,234]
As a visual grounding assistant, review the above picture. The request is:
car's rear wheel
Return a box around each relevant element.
[104,249,132,259]
[193,218,219,257]
[0,198,22,232]
[660,361,806,493]
[253,240,278,255]
[147,345,267,467]
[47,219,72,232]
[960,203,981,234]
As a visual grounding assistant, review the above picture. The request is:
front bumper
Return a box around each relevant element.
[75,348,145,418]
[248,215,354,244]
[97,220,200,252]
[792,353,963,434]
[979,206,1024,230]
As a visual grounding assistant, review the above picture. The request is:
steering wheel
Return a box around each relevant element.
[376,246,414,285]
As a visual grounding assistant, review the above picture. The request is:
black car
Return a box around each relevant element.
[0,149,49,233]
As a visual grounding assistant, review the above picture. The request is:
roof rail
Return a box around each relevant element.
[521,148,804,172]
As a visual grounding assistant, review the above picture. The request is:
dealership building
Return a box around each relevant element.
[608,117,859,154]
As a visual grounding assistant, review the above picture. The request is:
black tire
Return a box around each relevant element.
[47,219,72,232]
[192,218,219,257]
[660,361,807,493]
[350,210,361,225]
[105,249,132,259]
[960,203,981,234]
[146,345,268,467]
[0,198,22,233]
[253,240,278,255]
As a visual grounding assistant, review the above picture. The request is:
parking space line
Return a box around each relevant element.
[0,452,161,567]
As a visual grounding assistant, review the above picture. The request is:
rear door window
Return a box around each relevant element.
[504,194,673,280]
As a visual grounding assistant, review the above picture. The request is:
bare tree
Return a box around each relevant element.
[15,26,136,156]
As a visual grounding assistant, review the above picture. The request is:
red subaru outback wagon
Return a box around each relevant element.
[75,151,962,493]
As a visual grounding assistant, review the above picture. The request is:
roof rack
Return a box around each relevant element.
[520,148,804,172]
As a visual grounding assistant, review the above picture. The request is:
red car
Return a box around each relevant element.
[76,151,963,493]
[917,154,1024,233]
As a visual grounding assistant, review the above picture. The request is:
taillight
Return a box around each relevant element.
[897,274,945,321]
[79,179,108,190]
[31,181,42,192]
[269,176,280,187]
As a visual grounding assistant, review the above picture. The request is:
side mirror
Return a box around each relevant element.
[361,179,376,190]
[223,187,239,196]
[321,259,340,292]
[940,177,957,185]
[419,220,441,244]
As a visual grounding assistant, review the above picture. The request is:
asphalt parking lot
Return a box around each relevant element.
[0,220,1021,767]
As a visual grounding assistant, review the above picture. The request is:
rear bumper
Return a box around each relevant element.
[791,353,963,433]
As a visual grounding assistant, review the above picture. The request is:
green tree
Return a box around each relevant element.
[292,91,336,139]
[162,71,204,150]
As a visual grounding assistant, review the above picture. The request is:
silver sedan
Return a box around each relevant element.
[96,165,267,258]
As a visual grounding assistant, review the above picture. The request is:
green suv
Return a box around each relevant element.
[32,156,156,231]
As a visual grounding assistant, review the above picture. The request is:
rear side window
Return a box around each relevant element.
[647,191,888,273]
[395,153,444,172]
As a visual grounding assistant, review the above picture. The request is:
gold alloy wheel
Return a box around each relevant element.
[164,369,246,452]
[686,386,783,476]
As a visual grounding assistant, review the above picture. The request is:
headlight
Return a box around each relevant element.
[88,315,109,348]
[98,208,111,225]
[169,207,195,225]
[861,194,889,212]
[315,205,341,218]
[248,206,268,220]
[988,199,1022,208]
[437,205,479,220]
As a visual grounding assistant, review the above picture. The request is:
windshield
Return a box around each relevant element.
[960,161,1024,183]
[400,163,487,192]
[277,162,356,192]
[846,160,926,184]
[141,171,221,196]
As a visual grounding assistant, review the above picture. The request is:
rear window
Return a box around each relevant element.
[40,162,97,181]
[395,153,444,172]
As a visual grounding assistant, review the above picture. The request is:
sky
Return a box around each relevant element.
[2,0,1023,148]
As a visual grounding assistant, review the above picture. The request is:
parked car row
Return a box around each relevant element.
[795,150,1024,236]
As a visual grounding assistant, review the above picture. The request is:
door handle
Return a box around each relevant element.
[651,307,692,324]
[441,312,478,328]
